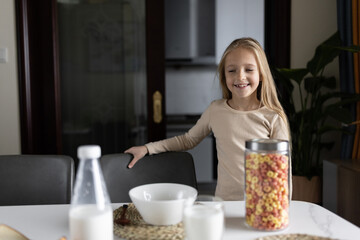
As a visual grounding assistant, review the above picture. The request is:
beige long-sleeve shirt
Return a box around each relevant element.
[146,99,290,200]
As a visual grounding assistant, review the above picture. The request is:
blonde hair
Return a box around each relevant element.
[217,37,289,130]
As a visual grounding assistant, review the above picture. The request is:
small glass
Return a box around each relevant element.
[245,139,290,231]
[183,195,224,240]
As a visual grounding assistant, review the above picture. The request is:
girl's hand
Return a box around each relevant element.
[124,146,148,168]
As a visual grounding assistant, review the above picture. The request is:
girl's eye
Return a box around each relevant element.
[228,69,236,73]
[246,69,254,72]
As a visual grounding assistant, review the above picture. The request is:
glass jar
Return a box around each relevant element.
[244,139,290,231]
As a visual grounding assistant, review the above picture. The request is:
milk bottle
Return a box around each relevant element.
[69,145,113,240]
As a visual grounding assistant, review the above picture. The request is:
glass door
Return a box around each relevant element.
[57,0,147,162]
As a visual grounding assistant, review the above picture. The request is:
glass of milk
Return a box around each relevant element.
[183,195,224,240]
[69,145,113,240]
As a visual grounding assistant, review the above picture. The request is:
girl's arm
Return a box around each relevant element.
[124,102,213,168]
[145,106,212,155]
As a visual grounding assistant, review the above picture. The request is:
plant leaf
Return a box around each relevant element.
[333,45,360,52]
[317,125,345,135]
[277,68,308,85]
[271,67,295,93]
[307,34,342,76]
[304,77,321,92]
[319,92,360,107]
[322,76,337,89]
[325,105,354,123]
[307,32,360,76]
[304,76,337,96]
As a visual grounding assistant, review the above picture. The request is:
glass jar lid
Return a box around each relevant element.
[245,139,289,151]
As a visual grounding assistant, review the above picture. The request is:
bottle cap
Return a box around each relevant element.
[77,145,101,159]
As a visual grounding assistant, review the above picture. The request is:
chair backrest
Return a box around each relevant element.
[0,155,74,206]
[100,152,198,202]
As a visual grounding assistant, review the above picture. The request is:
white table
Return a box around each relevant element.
[0,201,359,240]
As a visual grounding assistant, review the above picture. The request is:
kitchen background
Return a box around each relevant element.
[0,0,338,190]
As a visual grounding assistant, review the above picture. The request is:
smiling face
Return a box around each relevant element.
[224,47,260,104]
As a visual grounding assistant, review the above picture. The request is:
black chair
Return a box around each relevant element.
[100,152,198,202]
[0,155,74,206]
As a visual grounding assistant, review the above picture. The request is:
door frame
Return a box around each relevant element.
[145,0,166,142]
[15,0,62,154]
[15,0,166,154]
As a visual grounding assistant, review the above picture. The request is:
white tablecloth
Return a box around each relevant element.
[0,201,359,240]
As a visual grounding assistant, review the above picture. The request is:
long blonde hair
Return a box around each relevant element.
[217,37,289,131]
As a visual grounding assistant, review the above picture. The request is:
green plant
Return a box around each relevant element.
[273,32,360,178]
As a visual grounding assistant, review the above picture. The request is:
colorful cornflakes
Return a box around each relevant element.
[245,153,289,230]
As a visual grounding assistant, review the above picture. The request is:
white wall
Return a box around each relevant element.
[291,0,338,71]
[0,0,21,154]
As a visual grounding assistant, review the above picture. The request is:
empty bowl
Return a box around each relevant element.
[129,183,198,225]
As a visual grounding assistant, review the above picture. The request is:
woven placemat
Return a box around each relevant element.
[255,234,336,240]
[113,203,185,240]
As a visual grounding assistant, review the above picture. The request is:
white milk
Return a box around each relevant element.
[184,205,224,240]
[69,205,113,240]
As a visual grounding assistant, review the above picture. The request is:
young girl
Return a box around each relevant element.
[125,37,291,201]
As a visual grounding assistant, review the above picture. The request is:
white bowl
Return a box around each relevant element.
[129,183,198,225]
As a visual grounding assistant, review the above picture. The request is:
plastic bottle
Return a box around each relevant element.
[69,145,113,240]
